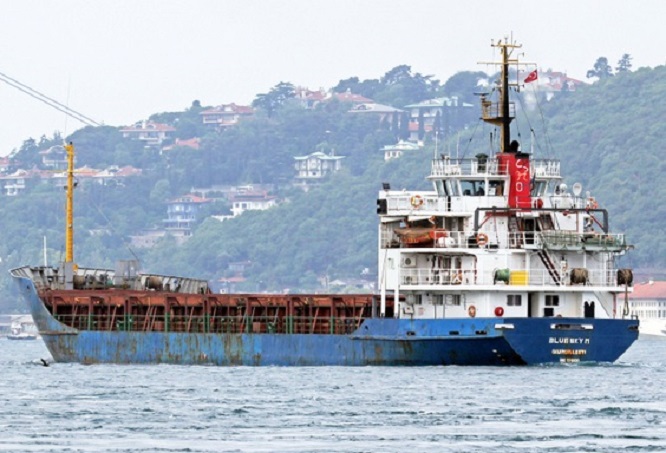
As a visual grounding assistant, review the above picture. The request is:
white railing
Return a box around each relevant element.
[430,158,504,177]
[385,193,445,213]
[532,159,561,177]
[430,157,561,178]
[381,229,626,251]
[399,267,624,288]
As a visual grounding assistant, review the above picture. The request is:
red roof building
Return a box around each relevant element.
[326,89,373,105]
[120,121,176,148]
[200,104,254,128]
[294,87,327,109]
[629,280,666,300]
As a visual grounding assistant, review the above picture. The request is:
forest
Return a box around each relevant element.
[0,59,663,312]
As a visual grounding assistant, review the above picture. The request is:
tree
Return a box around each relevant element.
[332,76,381,100]
[252,82,296,118]
[375,65,440,107]
[441,71,489,105]
[586,57,614,80]
[616,54,633,73]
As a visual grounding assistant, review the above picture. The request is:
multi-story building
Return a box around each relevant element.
[163,194,211,239]
[230,188,277,217]
[200,104,254,129]
[380,140,421,161]
[120,121,176,148]
[293,151,345,189]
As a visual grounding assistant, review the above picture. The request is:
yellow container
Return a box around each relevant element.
[509,270,529,285]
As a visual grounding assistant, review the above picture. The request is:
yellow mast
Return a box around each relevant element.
[64,141,75,264]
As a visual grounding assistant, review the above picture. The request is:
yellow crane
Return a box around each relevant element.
[64,142,76,264]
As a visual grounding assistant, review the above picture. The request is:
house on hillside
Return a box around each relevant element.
[294,87,327,109]
[39,145,68,170]
[381,140,421,161]
[200,104,254,129]
[521,70,587,107]
[120,121,176,148]
[229,188,278,217]
[404,97,475,142]
[163,194,212,240]
[293,151,345,190]
[348,103,403,126]
[93,165,142,186]
[0,168,42,196]
[327,89,373,106]
[49,166,98,188]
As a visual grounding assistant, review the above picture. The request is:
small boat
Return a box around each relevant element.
[7,319,38,340]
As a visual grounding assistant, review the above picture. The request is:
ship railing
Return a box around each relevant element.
[52,314,365,335]
[400,267,626,287]
[531,159,561,178]
[429,157,561,179]
[385,192,444,213]
[382,229,626,251]
[508,231,626,251]
[430,157,508,177]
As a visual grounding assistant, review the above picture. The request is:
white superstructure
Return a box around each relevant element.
[376,38,633,324]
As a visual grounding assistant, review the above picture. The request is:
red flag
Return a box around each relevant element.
[524,69,538,84]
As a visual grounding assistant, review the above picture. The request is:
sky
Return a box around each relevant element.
[0,0,664,156]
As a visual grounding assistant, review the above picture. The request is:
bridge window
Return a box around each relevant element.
[507,294,522,306]
[488,180,504,196]
[460,180,484,196]
[445,294,461,306]
[545,295,560,306]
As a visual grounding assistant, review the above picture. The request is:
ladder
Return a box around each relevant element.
[536,248,561,285]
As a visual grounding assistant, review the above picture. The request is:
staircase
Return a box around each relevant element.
[537,248,561,285]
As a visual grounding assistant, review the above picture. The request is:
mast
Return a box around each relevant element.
[64,142,75,263]
[499,41,511,152]
[494,38,520,152]
[480,37,522,152]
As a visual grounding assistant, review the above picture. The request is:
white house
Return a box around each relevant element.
[230,189,277,217]
[293,151,345,188]
[380,140,420,161]
[120,121,176,148]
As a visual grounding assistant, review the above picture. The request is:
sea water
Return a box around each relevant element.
[0,338,664,453]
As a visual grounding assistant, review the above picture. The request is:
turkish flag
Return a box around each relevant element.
[524,70,538,84]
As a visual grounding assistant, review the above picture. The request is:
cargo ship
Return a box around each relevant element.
[11,38,638,365]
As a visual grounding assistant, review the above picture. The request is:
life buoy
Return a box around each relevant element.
[587,199,599,210]
[494,306,504,317]
[410,195,424,208]
[476,233,489,246]
[468,305,477,318]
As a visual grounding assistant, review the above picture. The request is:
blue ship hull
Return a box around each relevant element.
[14,274,639,366]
